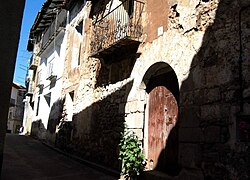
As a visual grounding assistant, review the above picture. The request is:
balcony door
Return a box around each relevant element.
[110,0,131,40]
[47,56,55,79]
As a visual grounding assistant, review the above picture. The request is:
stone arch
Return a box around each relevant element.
[142,62,180,175]
[142,62,179,100]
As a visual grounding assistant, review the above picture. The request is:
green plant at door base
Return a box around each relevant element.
[119,130,147,180]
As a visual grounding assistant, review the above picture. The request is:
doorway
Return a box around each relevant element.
[144,63,180,175]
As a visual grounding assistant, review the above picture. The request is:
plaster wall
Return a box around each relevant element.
[31,31,67,139]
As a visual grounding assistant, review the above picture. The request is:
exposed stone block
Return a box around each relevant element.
[179,127,203,143]
[125,101,145,113]
[203,126,221,143]
[243,102,250,114]
[180,91,194,106]
[179,106,200,128]
[177,168,204,180]
[125,113,144,129]
[131,128,143,140]
[203,88,221,104]
[179,143,202,168]
[200,104,229,120]
[222,89,240,103]
[243,87,250,99]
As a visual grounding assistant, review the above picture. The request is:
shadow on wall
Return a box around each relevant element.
[44,78,133,176]
[42,28,138,176]
[31,120,46,140]
[31,98,65,144]
[68,80,133,172]
[143,0,250,179]
[47,98,64,144]
[89,0,110,19]
[150,0,250,179]
[144,64,181,176]
[29,0,250,179]
[95,47,139,87]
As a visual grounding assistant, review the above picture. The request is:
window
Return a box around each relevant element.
[47,56,56,79]
[44,93,51,107]
[69,0,85,22]
[78,43,81,66]
[36,96,40,116]
[128,0,134,16]
[9,111,12,119]
[32,69,37,81]
[18,90,24,96]
[71,20,83,69]
[75,20,83,35]
[37,70,44,86]
[12,109,16,118]
[10,98,15,106]
[48,61,54,77]
[69,91,74,101]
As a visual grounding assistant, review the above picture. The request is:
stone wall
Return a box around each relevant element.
[52,0,250,178]
[69,78,133,170]
[241,6,250,114]
[57,1,128,169]
[128,0,249,178]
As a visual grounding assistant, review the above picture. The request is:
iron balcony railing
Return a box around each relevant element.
[26,81,34,96]
[36,70,44,87]
[29,55,39,70]
[90,0,144,55]
[47,61,56,80]
[39,9,67,52]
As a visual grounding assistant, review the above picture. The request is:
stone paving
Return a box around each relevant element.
[1,134,116,180]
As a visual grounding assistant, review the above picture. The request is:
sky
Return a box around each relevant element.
[13,0,45,86]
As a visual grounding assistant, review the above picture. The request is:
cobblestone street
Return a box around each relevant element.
[1,134,116,180]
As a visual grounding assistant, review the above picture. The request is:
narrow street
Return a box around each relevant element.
[1,134,116,180]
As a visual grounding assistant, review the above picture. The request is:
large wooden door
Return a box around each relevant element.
[148,85,178,171]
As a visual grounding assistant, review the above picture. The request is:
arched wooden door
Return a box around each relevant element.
[148,85,178,172]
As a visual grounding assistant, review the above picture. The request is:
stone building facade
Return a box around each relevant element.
[25,0,250,179]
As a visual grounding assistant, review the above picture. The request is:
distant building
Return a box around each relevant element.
[7,83,25,134]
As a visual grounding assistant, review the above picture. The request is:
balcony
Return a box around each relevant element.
[29,55,39,70]
[90,0,145,59]
[36,75,44,87]
[38,9,67,54]
[26,81,34,96]
[47,61,57,80]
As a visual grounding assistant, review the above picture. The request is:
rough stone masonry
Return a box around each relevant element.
[30,0,250,179]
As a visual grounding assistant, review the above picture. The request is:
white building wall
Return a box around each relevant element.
[22,96,32,134]
[8,84,25,133]
[32,30,67,132]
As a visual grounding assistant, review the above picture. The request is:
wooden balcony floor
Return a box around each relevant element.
[91,36,141,60]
